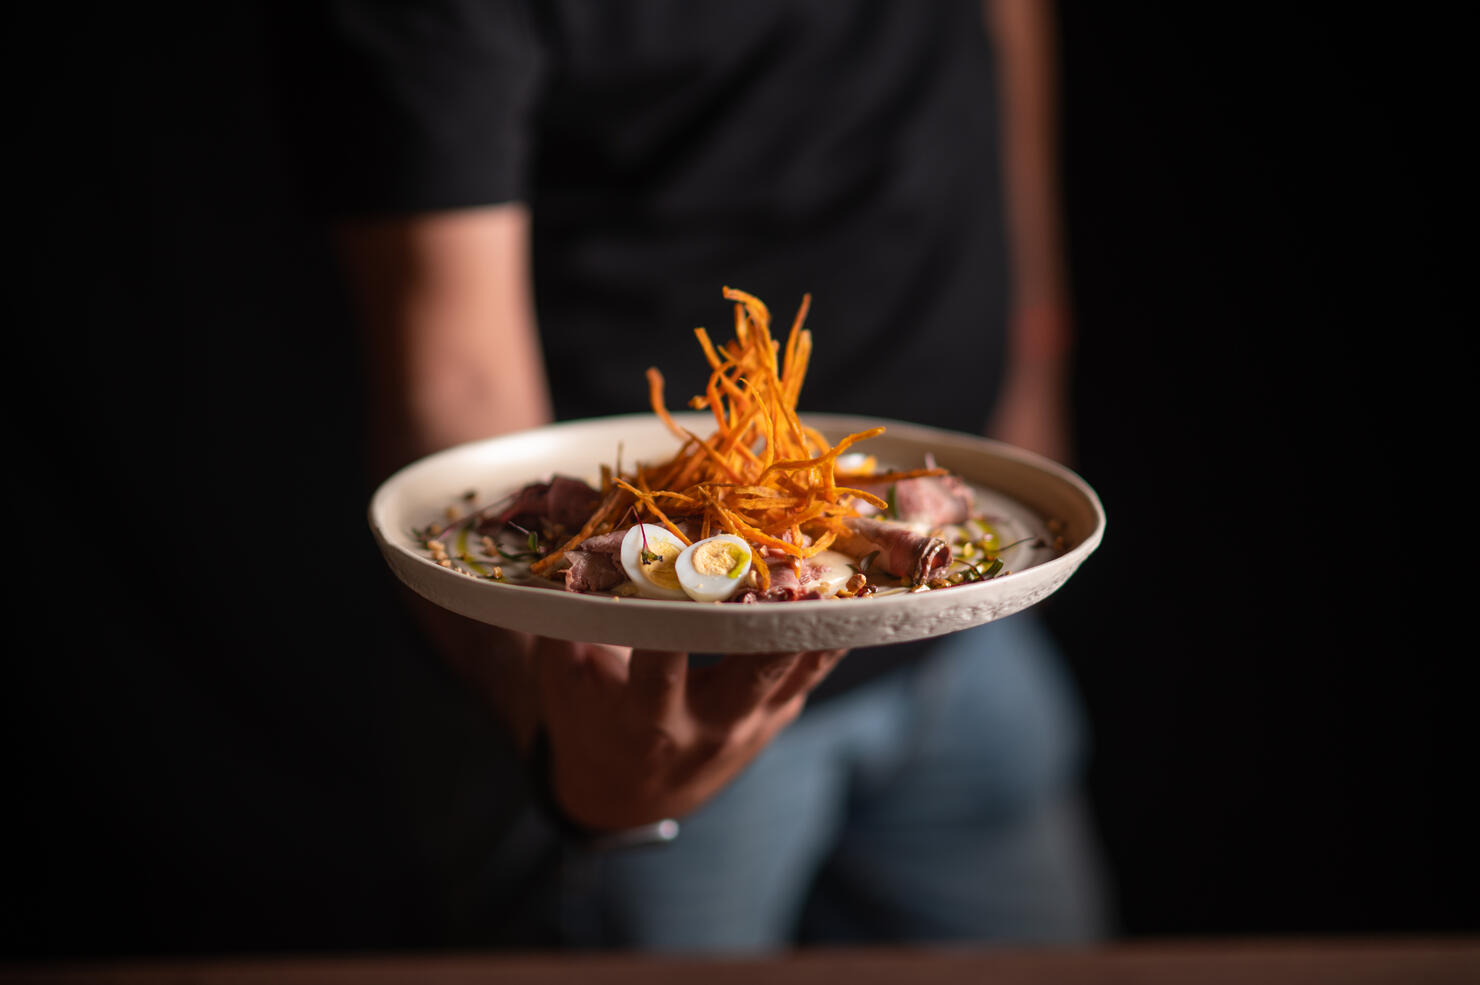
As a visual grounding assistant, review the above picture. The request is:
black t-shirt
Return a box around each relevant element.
[288,0,1012,695]
[295,0,1009,428]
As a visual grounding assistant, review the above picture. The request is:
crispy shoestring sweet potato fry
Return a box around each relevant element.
[534,287,944,578]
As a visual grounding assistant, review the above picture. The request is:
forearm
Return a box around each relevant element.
[335,204,552,475]
[335,204,552,738]
[986,0,1072,360]
[983,0,1074,462]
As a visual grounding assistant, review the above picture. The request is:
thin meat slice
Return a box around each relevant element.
[573,529,627,555]
[729,557,826,603]
[838,515,952,585]
[851,473,974,527]
[559,529,628,593]
[482,475,602,532]
[760,558,826,601]
[562,550,624,593]
[891,473,974,526]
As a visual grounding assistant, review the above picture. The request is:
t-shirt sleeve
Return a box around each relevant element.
[285,0,544,218]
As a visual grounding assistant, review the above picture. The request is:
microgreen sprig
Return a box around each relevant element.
[637,521,661,564]
[950,536,1045,583]
[953,555,1005,582]
[495,521,543,561]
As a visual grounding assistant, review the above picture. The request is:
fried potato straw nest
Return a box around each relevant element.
[529,288,943,592]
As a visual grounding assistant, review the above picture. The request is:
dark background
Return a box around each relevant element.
[9,2,1471,960]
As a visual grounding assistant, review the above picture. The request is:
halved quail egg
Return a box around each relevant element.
[619,523,690,600]
[675,534,753,602]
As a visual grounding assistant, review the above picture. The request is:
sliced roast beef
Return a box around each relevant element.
[758,557,827,601]
[559,528,628,593]
[838,516,952,585]
[481,475,602,533]
[763,585,823,602]
[892,473,974,526]
[728,556,826,603]
[851,473,974,527]
[573,529,627,555]
[562,549,624,593]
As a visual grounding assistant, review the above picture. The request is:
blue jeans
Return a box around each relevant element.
[552,613,1109,952]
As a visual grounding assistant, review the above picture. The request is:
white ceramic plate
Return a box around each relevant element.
[368,413,1105,653]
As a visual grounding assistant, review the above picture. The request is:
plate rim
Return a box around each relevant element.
[368,412,1106,651]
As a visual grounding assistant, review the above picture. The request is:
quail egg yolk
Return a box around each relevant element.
[639,542,682,590]
[693,539,745,577]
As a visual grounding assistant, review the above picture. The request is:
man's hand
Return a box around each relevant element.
[409,589,843,832]
[535,638,846,830]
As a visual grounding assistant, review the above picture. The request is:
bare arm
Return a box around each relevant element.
[334,204,552,746]
[984,0,1075,464]
[335,204,552,477]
